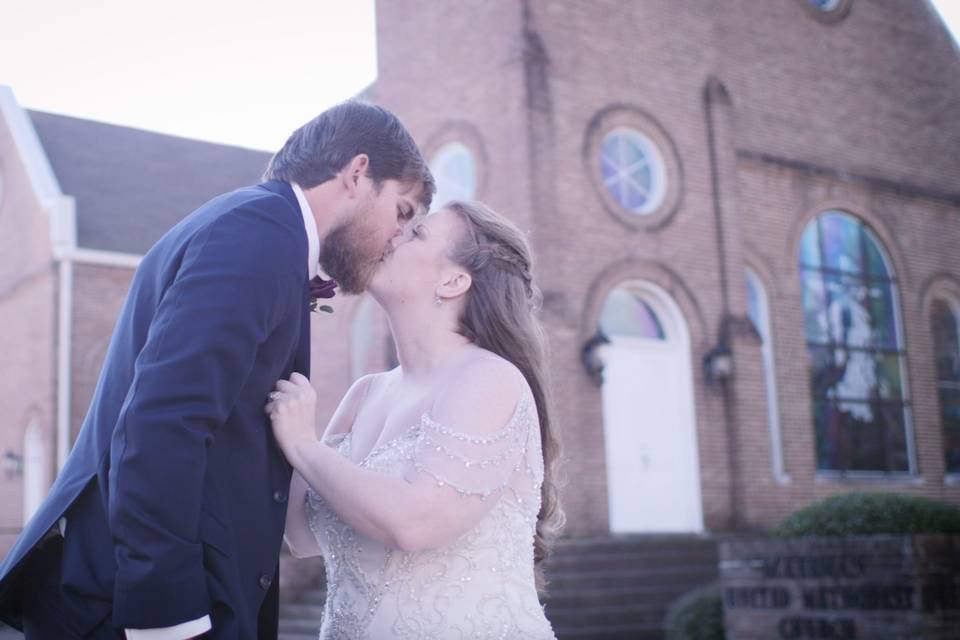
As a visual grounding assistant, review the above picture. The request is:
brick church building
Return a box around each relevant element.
[364,0,960,537]
[1,0,959,562]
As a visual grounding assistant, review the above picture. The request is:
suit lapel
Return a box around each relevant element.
[293,283,311,378]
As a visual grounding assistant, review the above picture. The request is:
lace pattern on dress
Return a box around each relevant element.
[303,390,555,639]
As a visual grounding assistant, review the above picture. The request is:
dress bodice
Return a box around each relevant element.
[304,392,556,639]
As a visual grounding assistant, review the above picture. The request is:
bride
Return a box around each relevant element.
[267,200,562,639]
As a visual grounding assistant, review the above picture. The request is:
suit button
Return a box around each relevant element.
[258,574,272,590]
[273,490,287,503]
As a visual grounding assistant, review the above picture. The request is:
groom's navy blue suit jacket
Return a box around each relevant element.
[0,180,311,638]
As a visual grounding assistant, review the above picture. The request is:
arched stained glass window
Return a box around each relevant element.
[799,211,912,473]
[599,128,667,216]
[600,287,666,341]
[429,142,476,211]
[932,298,960,473]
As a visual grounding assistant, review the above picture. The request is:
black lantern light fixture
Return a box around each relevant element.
[703,343,734,385]
[581,330,610,387]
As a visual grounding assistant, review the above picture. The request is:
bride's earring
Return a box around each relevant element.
[433,292,442,306]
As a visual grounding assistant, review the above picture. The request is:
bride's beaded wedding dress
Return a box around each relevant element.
[304,391,556,639]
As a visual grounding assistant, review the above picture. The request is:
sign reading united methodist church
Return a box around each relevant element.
[719,536,960,639]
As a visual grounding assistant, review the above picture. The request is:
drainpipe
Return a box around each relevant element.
[51,195,76,472]
[703,76,744,531]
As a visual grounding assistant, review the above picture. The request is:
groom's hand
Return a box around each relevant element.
[266,372,318,462]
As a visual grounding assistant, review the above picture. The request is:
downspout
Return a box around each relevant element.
[703,76,744,531]
[51,195,77,472]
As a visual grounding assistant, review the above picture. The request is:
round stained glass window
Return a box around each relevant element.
[599,128,667,216]
[429,142,476,211]
[599,287,666,340]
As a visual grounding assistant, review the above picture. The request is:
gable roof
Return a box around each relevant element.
[29,111,273,255]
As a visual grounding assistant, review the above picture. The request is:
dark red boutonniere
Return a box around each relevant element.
[309,275,337,313]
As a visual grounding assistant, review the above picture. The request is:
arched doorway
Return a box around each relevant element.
[597,282,703,533]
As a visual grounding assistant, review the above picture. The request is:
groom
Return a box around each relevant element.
[0,101,434,638]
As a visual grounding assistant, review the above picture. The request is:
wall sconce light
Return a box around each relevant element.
[3,450,23,477]
[581,330,610,387]
[703,344,734,385]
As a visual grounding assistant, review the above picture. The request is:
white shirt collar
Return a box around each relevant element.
[290,182,320,280]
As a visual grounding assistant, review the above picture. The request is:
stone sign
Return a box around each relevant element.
[719,535,960,639]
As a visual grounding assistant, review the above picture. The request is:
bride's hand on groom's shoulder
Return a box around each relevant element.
[265,372,318,462]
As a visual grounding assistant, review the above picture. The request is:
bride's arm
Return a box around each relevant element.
[281,373,376,558]
[271,360,531,552]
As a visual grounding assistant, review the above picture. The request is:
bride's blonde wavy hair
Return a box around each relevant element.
[443,200,564,592]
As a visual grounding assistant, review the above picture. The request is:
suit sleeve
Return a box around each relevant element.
[108,200,302,628]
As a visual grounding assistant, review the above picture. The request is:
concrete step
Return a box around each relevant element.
[278,616,322,634]
[545,564,718,590]
[280,602,325,618]
[544,546,718,571]
[543,581,714,610]
[551,534,716,554]
[553,624,666,640]
[547,601,669,627]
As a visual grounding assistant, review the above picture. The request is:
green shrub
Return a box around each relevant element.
[665,583,725,640]
[771,491,960,538]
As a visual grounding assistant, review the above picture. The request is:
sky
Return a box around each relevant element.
[1,0,958,152]
[0,0,377,151]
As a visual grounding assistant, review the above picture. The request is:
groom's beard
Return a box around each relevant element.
[319,207,384,295]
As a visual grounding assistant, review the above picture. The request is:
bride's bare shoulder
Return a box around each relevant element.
[430,350,529,432]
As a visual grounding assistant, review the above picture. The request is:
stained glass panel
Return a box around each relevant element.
[599,128,666,215]
[932,300,960,383]
[864,231,890,278]
[823,273,872,349]
[600,287,666,340]
[800,212,910,473]
[846,408,887,471]
[877,404,910,472]
[942,388,960,473]
[820,213,863,274]
[807,0,841,11]
[813,399,846,471]
[867,283,897,350]
[801,270,829,344]
[800,225,822,268]
[747,274,763,341]
[874,354,904,400]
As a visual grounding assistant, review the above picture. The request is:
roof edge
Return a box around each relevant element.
[0,86,64,208]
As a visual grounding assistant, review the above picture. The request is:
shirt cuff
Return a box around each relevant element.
[125,615,212,639]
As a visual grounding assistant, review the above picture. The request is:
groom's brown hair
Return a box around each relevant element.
[264,100,435,210]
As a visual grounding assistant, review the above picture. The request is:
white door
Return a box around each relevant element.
[598,283,703,533]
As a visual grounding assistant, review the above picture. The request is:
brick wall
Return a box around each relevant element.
[369,0,960,533]
[0,116,57,557]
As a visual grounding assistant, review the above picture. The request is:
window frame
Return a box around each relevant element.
[799,210,917,478]
[931,295,960,481]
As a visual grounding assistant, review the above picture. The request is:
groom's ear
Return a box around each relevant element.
[341,154,371,198]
